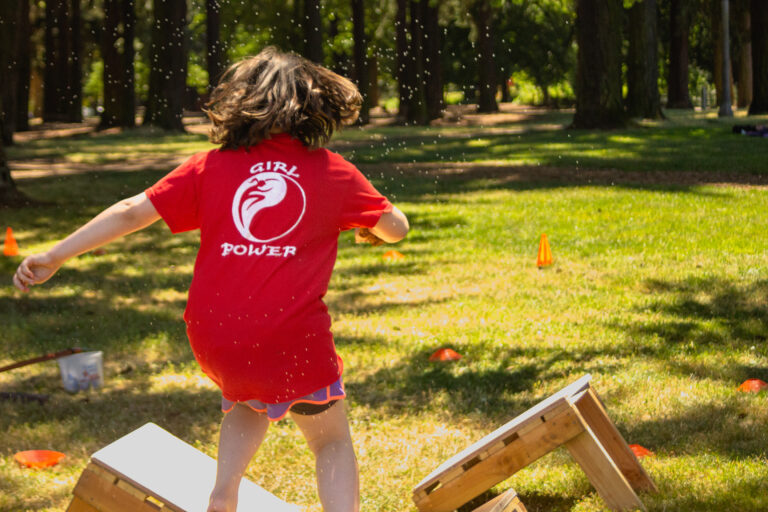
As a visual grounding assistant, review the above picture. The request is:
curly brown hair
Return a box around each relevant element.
[204,47,362,150]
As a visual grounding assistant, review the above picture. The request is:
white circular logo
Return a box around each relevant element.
[231,172,306,243]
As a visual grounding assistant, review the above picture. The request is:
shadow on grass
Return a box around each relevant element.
[616,276,768,381]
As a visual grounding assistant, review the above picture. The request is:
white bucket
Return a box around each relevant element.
[57,351,104,392]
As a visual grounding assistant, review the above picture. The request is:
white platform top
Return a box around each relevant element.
[91,423,301,512]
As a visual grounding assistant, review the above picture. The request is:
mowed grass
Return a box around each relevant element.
[2,109,768,511]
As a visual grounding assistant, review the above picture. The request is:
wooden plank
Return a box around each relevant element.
[90,423,301,512]
[471,488,527,512]
[72,465,164,512]
[414,375,593,494]
[564,409,645,512]
[570,388,658,493]
[65,496,101,512]
[413,406,585,512]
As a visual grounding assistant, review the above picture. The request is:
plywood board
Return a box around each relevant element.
[413,374,592,495]
[90,423,300,512]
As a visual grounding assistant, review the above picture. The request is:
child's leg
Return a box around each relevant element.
[290,400,359,512]
[208,403,270,512]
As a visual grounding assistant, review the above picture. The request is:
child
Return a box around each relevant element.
[13,46,409,512]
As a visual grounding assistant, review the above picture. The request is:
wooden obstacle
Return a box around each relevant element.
[67,423,300,512]
[412,375,657,512]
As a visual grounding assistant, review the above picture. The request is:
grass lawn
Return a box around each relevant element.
[2,108,768,511]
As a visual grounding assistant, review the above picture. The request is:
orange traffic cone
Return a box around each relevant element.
[382,250,405,261]
[537,233,552,268]
[3,227,19,256]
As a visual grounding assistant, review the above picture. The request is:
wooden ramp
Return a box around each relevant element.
[412,375,657,512]
[67,423,300,512]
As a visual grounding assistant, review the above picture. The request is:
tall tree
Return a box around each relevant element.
[667,0,693,108]
[471,0,498,113]
[395,0,427,124]
[143,0,187,131]
[422,0,444,120]
[351,0,370,124]
[573,0,625,128]
[304,0,324,64]
[733,0,752,108]
[100,0,135,129]
[396,0,410,120]
[15,0,31,132]
[0,96,27,206]
[1,0,20,144]
[749,0,768,113]
[206,0,225,89]
[407,0,428,123]
[43,0,82,123]
[626,0,664,119]
[713,0,733,115]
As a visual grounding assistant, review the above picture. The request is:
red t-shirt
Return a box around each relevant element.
[145,134,392,403]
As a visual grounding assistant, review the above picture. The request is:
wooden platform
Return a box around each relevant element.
[67,423,300,512]
[412,375,657,512]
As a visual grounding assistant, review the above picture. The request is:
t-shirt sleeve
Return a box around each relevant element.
[145,152,206,233]
[339,165,393,231]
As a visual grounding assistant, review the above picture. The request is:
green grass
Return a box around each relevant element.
[2,109,768,511]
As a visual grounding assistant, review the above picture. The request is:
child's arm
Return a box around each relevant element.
[355,206,409,245]
[13,192,161,292]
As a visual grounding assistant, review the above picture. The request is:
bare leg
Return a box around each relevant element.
[208,404,270,512]
[290,400,359,512]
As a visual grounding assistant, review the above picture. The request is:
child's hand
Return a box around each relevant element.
[13,252,63,292]
[355,228,385,246]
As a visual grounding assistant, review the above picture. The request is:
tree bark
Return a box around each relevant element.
[143,0,187,131]
[406,0,428,124]
[1,0,20,144]
[15,0,30,132]
[206,0,225,89]
[396,0,410,120]
[43,0,81,122]
[573,0,625,128]
[304,0,324,64]
[733,0,752,108]
[422,0,444,120]
[0,94,28,207]
[712,0,734,114]
[472,0,498,113]
[351,0,370,124]
[750,0,768,113]
[668,0,693,108]
[100,0,136,129]
[626,0,664,119]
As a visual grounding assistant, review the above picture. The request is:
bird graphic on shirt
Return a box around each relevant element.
[238,173,288,233]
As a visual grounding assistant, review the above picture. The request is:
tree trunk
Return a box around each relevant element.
[0,0,20,144]
[351,0,370,124]
[668,0,693,108]
[43,0,81,122]
[712,0,734,112]
[304,0,323,64]
[733,0,752,108]
[143,0,187,131]
[15,0,30,132]
[100,0,135,129]
[472,0,498,113]
[422,0,444,120]
[0,95,28,207]
[626,0,664,119]
[406,0,428,124]
[396,0,410,120]
[368,52,379,107]
[750,0,768,113]
[206,0,225,89]
[573,0,625,128]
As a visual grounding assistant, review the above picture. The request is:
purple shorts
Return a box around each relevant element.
[221,376,346,422]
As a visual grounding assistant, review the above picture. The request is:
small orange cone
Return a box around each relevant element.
[429,348,462,362]
[629,444,654,458]
[3,227,19,256]
[382,250,405,261]
[738,379,768,393]
[537,233,552,267]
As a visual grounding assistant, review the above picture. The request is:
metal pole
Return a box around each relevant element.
[719,0,733,117]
